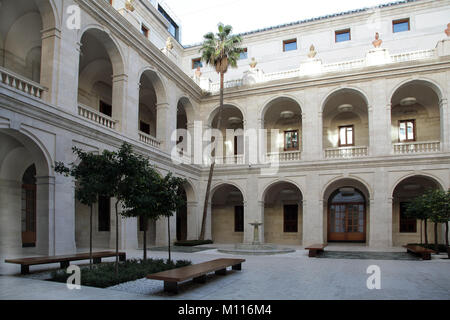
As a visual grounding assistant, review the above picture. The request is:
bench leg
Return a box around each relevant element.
[232,263,242,271]
[422,253,431,260]
[60,261,70,269]
[119,254,126,262]
[21,265,30,275]
[309,249,317,257]
[193,275,207,284]
[93,257,102,264]
[215,268,227,276]
[164,281,178,294]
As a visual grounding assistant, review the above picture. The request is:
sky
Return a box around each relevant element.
[160,0,399,45]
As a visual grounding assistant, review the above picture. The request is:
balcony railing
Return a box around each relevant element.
[139,131,161,149]
[325,146,368,159]
[216,154,245,165]
[0,66,46,99]
[390,49,436,63]
[266,150,302,162]
[393,141,440,154]
[78,104,117,130]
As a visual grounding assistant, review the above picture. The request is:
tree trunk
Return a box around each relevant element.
[199,71,225,240]
[168,216,171,262]
[424,219,428,245]
[89,204,93,269]
[115,200,119,277]
[420,219,423,245]
[434,222,438,254]
[143,218,147,261]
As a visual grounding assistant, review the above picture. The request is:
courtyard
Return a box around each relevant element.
[1,245,449,300]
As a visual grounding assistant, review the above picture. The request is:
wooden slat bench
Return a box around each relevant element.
[147,258,245,294]
[305,244,327,257]
[5,251,126,274]
[403,245,436,260]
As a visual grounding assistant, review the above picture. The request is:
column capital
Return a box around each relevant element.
[112,74,128,82]
[439,98,448,108]
[36,176,56,185]
[41,27,61,40]
[156,102,170,110]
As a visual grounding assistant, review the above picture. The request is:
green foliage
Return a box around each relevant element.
[406,189,450,223]
[49,259,191,288]
[200,23,244,73]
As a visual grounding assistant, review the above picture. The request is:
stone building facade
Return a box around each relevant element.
[0,0,449,266]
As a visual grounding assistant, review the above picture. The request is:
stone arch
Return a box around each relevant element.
[138,66,168,105]
[260,178,304,203]
[390,173,445,197]
[322,176,373,202]
[207,102,246,127]
[321,86,370,112]
[260,95,304,124]
[389,78,444,104]
[211,181,246,203]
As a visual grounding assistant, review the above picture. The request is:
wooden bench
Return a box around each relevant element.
[5,251,126,274]
[147,258,245,294]
[403,245,436,260]
[305,244,327,257]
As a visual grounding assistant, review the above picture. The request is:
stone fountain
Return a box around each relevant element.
[218,221,295,255]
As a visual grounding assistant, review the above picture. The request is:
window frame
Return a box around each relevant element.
[398,119,416,143]
[399,202,417,233]
[338,125,355,147]
[141,24,149,38]
[284,130,300,151]
[240,48,248,60]
[191,58,202,69]
[283,39,297,52]
[335,28,351,43]
[392,18,410,33]
[283,204,298,233]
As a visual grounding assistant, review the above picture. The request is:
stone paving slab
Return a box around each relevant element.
[320,251,422,261]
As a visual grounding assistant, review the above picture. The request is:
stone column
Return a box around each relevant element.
[302,174,324,247]
[369,169,392,248]
[302,89,322,161]
[155,214,177,246]
[40,27,61,105]
[370,79,391,156]
[244,173,263,243]
[156,102,170,152]
[440,98,449,152]
[187,201,199,240]
[0,179,22,256]
[36,176,55,255]
[112,74,128,132]
[119,217,138,250]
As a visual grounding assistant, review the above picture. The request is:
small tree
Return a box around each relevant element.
[427,189,450,254]
[121,157,162,260]
[155,173,186,261]
[405,194,431,245]
[54,147,105,269]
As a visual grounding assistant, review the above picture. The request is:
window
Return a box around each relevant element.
[192,58,202,69]
[399,120,415,142]
[284,205,298,233]
[141,25,149,38]
[283,39,297,52]
[98,196,110,232]
[140,121,150,135]
[400,202,417,233]
[99,101,112,117]
[393,18,410,33]
[158,5,179,41]
[240,48,248,60]
[284,130,299,151]
[234,206,244,232]
[339,125,354,147]
[335,29,351,42]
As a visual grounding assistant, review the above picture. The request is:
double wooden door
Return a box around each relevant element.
[22,184,36,246]
[328,203,365,242]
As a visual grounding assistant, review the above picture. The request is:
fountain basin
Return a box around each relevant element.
[218,243,296,255]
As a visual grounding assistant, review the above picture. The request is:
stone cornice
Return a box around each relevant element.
[75,0,204,103]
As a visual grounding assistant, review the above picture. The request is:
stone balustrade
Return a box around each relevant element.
[324,146,368,159]
[392,141,440,154]
[0,66,46,99]
[139,131,161,149]
[78,104,117,130]
[266,151,302,162]
[216,154,245,165]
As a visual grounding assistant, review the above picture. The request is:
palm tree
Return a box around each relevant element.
[198,23,244,240]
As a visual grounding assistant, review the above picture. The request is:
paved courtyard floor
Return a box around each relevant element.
[0,245,449,300]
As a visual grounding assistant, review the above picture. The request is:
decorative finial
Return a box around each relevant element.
[307,44,317,58]
[249,57,257,68]
[125,0,135,12]
[166,37,174,50]
[372,32,382,48]
[194,66,202,78]
[445,23,450,37]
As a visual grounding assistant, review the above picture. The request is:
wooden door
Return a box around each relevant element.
[22,184,36,246]
[328,203,365,242]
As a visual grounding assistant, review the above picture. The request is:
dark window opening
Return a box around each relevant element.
[140,121,150,135]
[284,130,299,151]
[99,101,112,117]
[235,206,244,232]
[400,202,417,233]
[284,204,298,233]
[339,125,354,147]
[141,25,149,38]
[399,119,416,142]
[192,58,203,69]
[98,196,111,232]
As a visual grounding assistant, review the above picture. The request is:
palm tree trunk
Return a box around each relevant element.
[89,204,93,269]
[168,216,171,262]
[199,71,225,240]
[115,200,119,277]
[424,219,428,245]
[143,218,147,261]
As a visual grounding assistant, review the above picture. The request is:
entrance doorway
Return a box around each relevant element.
[328,187,366,242]
[21,165,37,247]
